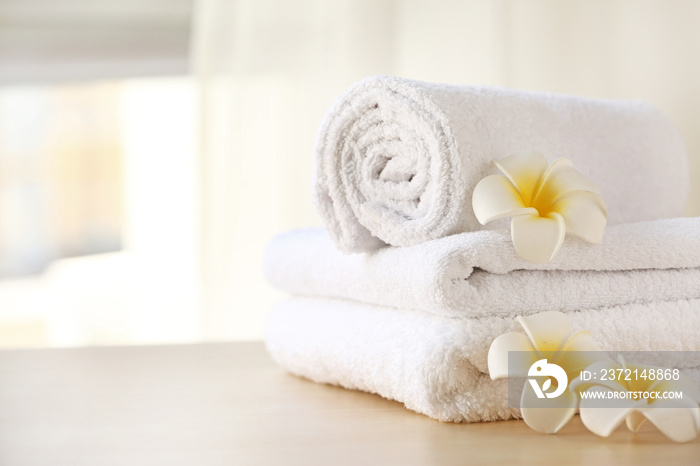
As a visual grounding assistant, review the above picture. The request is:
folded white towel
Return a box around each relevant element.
[265,217,700,317]
[315,76,689,253]
[266,297,700,422]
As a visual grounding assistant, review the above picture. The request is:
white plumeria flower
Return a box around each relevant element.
[570,356,700,442]
[488,311,608,433]
[472,152,608,263]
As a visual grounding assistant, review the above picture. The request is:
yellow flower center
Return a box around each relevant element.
[529,194,553,218]
[522,178,553,218]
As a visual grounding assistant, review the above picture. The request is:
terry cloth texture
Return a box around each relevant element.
[264,217,700,317]
[266,297,700,423]
[314,75,688,253]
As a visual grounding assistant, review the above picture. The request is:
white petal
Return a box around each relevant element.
[579,387,644,437]
[472,175,537,224]
[493,152,549,205]
[638,402,700,443]
[511,212,566,263]
[626,410,647,432]
[560,330,603,352]
[516,311,572,353]
[550,191,608,243]
[520,381,578,434]
[487,332,538,379]
[533,158,601,209]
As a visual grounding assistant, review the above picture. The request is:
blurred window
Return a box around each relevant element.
[0,0,196,348]
[0,83,123,278]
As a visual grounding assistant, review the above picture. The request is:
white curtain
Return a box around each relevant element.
[192,0,700,340]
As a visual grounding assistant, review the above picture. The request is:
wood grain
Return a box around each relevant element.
[0,342,696,465]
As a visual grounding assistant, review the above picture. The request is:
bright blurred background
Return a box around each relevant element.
[1,0,698,347]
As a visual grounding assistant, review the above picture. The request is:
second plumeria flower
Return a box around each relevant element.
[472,152,608,263]
[570,356,700,442]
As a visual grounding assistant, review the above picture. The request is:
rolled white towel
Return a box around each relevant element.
[266,297,700,423]
[264,217,700,317]
[315,76,688,253]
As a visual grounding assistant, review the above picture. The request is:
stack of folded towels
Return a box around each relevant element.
[263,76,700,422]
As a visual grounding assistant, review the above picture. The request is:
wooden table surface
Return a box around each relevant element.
[0,342,697,465]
